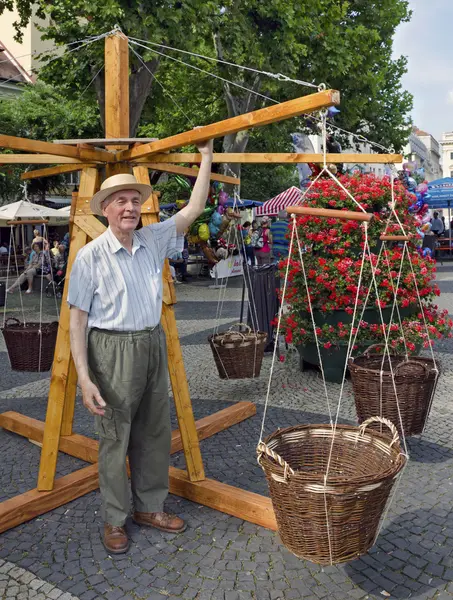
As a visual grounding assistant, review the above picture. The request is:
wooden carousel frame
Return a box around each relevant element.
[0,32,401,534]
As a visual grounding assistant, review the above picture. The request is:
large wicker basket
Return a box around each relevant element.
[257,417,407,565]
[1,318,58,372]
[349,346,439,436]
[208,324,267,379]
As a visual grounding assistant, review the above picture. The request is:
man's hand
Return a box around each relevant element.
[197,139,214,157]
[80,378,106,416]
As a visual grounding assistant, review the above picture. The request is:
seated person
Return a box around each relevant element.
[7,242,52,294]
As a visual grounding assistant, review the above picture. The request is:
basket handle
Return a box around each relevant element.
[359,416,400,447]
[256,441,295,479]
[3,317,22,327]
[394,359,430,378]
[363,344,384,356]
[228,323,252,334]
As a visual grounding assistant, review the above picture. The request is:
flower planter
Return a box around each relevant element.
[299,305,418,328]
[297,341,373,383]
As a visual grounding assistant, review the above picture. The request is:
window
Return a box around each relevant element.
[450,152,453,160]
[451,171,453,178]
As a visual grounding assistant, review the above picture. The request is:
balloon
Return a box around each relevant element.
[209,223,220,236]
[417,183,428,194]
[198,223,210,241]
[216,206,225,215]
[219,191,228,206]
[407,177,417,190]
[421,213,431,225]
[423,248,432,258]
[210,212,223,226]
[327,106,340,117]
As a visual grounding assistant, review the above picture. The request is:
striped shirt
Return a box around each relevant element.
[270,220,289,253]
[68,217,183,331]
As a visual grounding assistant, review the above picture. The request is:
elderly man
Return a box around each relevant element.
[68,141,213,554]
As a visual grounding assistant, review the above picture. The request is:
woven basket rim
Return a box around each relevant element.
[209,330,267,345]
[1,320,58,332]
[348,355,438,378]
[260,423,406,487]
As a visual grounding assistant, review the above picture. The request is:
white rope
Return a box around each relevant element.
[11,228,26,325]
[259,217,296,442]
[128,42,194,127]
[364,236,409,457]
[324,222,370,482]
[129,39,280,106]
[294,224,333,424]
[128,36,319,89]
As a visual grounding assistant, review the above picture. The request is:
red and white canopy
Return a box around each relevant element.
[255,186,303,217]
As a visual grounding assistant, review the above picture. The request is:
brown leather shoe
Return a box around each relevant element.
[133,511,187,533]
[102,523,130,554]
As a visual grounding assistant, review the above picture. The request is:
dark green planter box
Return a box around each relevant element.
[299,305,418,328]
[297,341,373,383]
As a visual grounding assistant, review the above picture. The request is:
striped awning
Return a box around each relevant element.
[255,186,303,216]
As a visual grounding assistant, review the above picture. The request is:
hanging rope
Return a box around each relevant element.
[128,36,320,89]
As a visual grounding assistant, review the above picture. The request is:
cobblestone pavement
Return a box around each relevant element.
[1,268,453,599]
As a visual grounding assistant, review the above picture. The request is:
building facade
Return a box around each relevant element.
[413,128,442,181]
[440,132,453,179]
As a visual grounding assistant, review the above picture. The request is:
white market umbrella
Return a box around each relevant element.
[0,200,61,222]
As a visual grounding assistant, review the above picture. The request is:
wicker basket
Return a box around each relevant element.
[349,346,439,436]
[257,417,407,565]
[208,323,267,379]
[1,318,58,372]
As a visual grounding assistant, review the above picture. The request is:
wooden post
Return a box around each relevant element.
[60,190,81,437]
[37,168,98,490]
[133,165,205,482]
[105,32,130,154]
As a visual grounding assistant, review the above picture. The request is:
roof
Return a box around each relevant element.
[414,127,431,137]
[255,186,303,216]
[0,42,32,84]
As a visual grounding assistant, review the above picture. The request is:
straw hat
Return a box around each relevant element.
[90,174,152,216]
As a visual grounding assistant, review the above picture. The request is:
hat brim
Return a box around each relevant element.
[90,183,153,216]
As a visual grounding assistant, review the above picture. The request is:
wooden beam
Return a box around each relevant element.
[37,168,98,491]
[0,464,275,534]
[53,138,158,145]
[73,215,106,239]
[144,152,403,165]
[0,465,99,535]
[169,468,277,530]
[0,134,115,163]
[0,154,87,164]
[117,89,340,161]
[0,401,256,463]
[20,163,97,181]
[142,163,240,185]
[105,33,129,151]
[6,219,48,226]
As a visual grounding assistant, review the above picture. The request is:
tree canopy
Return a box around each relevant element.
[0,82,101,203]
[0,0,413,200]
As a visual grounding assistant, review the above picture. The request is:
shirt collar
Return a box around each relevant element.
[105,226,144,256]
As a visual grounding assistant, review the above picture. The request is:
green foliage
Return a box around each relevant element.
[0,82,102,203]
[0,0,414,198]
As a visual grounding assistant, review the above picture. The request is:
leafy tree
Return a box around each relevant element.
[0,0,413,199]
[0,82,102,203]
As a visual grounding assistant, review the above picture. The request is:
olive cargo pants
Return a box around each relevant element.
[88,325,171,526]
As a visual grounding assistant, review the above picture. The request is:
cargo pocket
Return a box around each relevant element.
[95,406,117,441]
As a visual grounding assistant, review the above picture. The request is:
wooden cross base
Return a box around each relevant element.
[0,402,277,534]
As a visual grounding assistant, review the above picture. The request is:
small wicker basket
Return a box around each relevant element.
[1,318,58,372]
[349,346,439,436]
[208,323,267,379]
[257,417,407,565]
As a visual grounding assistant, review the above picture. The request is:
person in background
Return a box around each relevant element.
[270,210,290,260]
[51,240,60,257]
[253,216,272,265]
[431,212,444,236]
[62,232,70,249]
[6,242,52,294]
[240,221,255,265]
[0,242,8,255]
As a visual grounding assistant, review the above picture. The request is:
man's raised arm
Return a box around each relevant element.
[175,139,214,234]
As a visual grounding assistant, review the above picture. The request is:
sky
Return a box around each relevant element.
[392,0,453,141]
